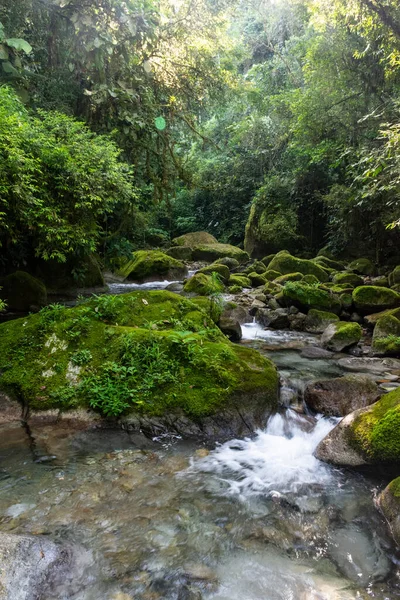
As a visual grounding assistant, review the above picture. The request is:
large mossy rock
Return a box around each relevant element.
[0,291,278,439]
[198,264,230,284]
[166,246,193,261]
[304,309,339,333]
[36,254,104,291]
[267,252,329,282]
[372,315,400,356]
[333,272,363,287]
[117,250,188,282]
[352,285,400,314]
[172,231,217,247]
[321,321,362,351]
[312,256,346,271]
[304,375,380,417]
[316,387,400,466]
[229,274,251,288]
[282,281,341,314]
[378,478,400,546]
[348,258,375,276]
[183,272,224,296]
[0,271,47,312]
[192,243,249,264]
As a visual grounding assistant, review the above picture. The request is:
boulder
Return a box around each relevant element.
[117,250,188,282]
[166,246,193,261]
[352,286,400,314]
[198,264,230,284]
[248,272,267,287]
[378,478,400,546]
[36,254,104,291]
[302,274,319,284]
[244,260,267,275]
[316,387,400,466]
[0,290,279,439]
[304,375,380,417]
[288,312,307,331]
[257,308,290,329]
[273,272,303,285]
[261,254,276,268]
[184,272,224,296]
[229,274,251,288]
[364,307,400,327]
[321,322,362,352]
[371,276,389,287]
[312,256,346,271]
[215,257,240,269]
[192,244,249,264]
[372,315,400,356]
[172,231,217,247]
[348,258,375,275]
[264,269,281,281]
[304,309,339,333]
[218,317,242,341]
[228,285,242,294]
[388,265,400,287]
[267,252,329,282]
[0,271,47,312]
[333,272,363,287]
[282,282,341,314]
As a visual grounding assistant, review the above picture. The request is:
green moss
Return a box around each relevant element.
[372,276,389,287]
[262,254,276,268]
[283,281,341,313]
[229,274,251,288]
[352,285,400,314]
[351,387,400,462]
[117,250,187,282]
[214,257,240,269]
[340,293,353,311]
[192,244,249,263]
[198,264,230,283]
[273,272,303,285]
[244,260,267,275]
[264,269,281,281]
[166,246,193,260]
[330,321,362,342]
[333,272,363,287]
[312,256,346,271]
[248,272,267,287]
[0,271,47,312]
[389,266,400,287]
[0,290,278,419]
[187,296,223,323]
[348,258,375,275]
[228,285,243,294]
[304,309,339,332]
[172,231,217,247]
[388,477,400,498]
[184,272,224,296]
[267,252,329,282]
[302,274,319,284]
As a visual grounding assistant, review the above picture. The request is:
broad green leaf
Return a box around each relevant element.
[5,38,32,54]
[0,44,8,60]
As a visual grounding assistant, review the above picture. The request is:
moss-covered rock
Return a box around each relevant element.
[340,293,353,311]
[388,266,400,288]
[365,307,400,327]
[348,258,375,275]
[244,260,267,275]
[166,246,193,261]
[372,315,400,356]
[333,272,364,287]
[274,272,303,285]
[352,286,400,314]
[304,309,339,333]
[372,276,389,287]
[248,272,268,287]
[215,257,240,269]
[0,291,279,437]
[192,244,249,264]
[198,264,230,284]
[261,254,275,268]
[321,321,362,351]
[264,269,281,281]
[302,274,319,284]
[267,252,329,282]
[282,281,341,314]
[184,273,224,296]
[313,256,346,271]
[228,285,243,294]
[229,274,251,288]
[263,281,282,295]
[0,271,47,312]
[36,254,104,291]
[172,231,217,247]
[117,250,188,282]
[378,478,400,546]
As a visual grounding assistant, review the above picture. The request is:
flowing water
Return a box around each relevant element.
[1,297,400,599]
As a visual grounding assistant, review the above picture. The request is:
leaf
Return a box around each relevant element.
[5,38,32,54]
[0,44,9,60]
[2,61,17,74]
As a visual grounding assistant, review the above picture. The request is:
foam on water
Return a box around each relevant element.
[197,410,338,498]
[241,321,316,344]
[109,280,178,293]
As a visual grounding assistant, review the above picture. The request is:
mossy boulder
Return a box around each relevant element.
[264,269,281,281]
[244,260,267,275]
[340,293,353,311]
[198,264,230,284]
[304,375,380,417]
[352,286,400,314]
[302,274,319,284]
[0,271,47,312]
[117,250,188,283]
[282,281,341,314]
[172,231,217,247]
[166,246,193,261]
[192,244,249,264]
[333,272,363,287]
[0,290,279,438]
[304,309,339,333]
[215,257,240,269]
[262,254,275,268]
[378,478,400,546]
[267,252,329,282]
[248,272,267,287]
[372,276,389,287]
[229,274,251,288]
[364,307,400,327]
[36,254,104,291]
[372,315,400,356]
[388,266,400,288]
[321,321,362,352]
[312,256,346,271]
[184,273,224,296]
[348,258,375,276]
[228,285,242,294]
[274,272,303,285]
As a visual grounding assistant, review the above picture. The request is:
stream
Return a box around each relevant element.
[1,287,400,599]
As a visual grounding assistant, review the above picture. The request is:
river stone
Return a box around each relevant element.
[257,308,290,329]
[166,282,184,292]
[314,409,368,467]
[218,317,242,342]
[288,312,307,331]
[300,347,334,359]
[0,393,22,424]
[337,356,400,374]
[304,375,380,417]
[378,478,400,546]
[0,533,90,600]
[321,322,362,352]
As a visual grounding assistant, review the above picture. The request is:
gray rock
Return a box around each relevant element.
[220,304,249,324]
[257,308,290,329]
[0,393,22,424]
[314,409,369,467]
[321,322,362,352]
[249,299,267,315]
[166,282,184,292]
[300,347,334,359]
[288,312,307,331]
[378,480,400,546]
[337,356,400,374]
[218,317,242,341]
[304,375,380,416]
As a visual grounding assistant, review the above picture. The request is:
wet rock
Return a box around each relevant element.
[300,347,334,359]
[249,299,267,315]
[0,533,91,600]
[218,317,242,341]
[257,308,290,329]
[304,309,339,333]
[321,322,362,352]
[1,271,47,312]
[337,356,400,374]
[288,312,307,331]
[378,478,400,546]
[372,314,400,356]
[315,410,368,467]
[166,282,184,292]
[183,563,218,583]
[220,304,249,325]
[304,375,380,416]
[0,393,22,424]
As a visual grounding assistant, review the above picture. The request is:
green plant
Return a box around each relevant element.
[71,349,93,365]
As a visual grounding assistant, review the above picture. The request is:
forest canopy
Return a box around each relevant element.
[1,0,400,271]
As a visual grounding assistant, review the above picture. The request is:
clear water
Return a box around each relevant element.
[1,311,400,598]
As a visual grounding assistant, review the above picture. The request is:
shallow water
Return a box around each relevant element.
[1,308,400,598]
